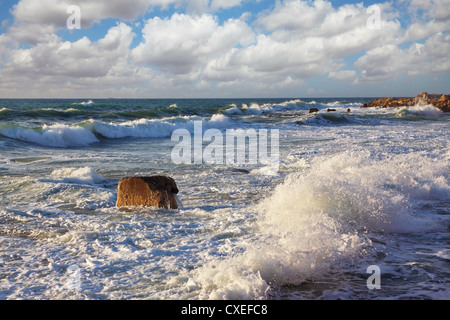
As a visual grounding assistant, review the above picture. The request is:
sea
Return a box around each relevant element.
[0,98,449,300]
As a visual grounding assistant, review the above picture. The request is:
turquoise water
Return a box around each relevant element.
[0,98,449,299]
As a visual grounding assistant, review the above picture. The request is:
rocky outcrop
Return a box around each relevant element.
[360,97,415,108]
[116,176,180,209]
[431,94,450,112]
[360,92,450,112]
[309,108,319,113]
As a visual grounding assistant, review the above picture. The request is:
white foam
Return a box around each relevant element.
[242,103,264,115]
[259,150,449,234]
[242,100,303,115]
[435,250,450,260]
[50,167,108,185]
[0,123,99,147]
[188,260,270,300]
[397,104,444,117]
[91,115,236,140]
[91,119,176,139]
[207,113,233,127]
[188,149,449,299]
[222,104,243,115]
[80,100,94,106]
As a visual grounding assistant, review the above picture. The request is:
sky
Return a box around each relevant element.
[0,0,449,98]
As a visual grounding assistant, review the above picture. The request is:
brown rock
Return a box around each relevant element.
[309,108,319,113]
[116,176,179,209]
[361,96,414,109]
[326,108,336,112]
[433,99,450,112]
[361,93,450,112]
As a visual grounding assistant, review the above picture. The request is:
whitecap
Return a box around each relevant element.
[207,113,233,128]
[91,119,176,139]
[397,104,444,117]
[50,167,108,185]
[0,123,99,147]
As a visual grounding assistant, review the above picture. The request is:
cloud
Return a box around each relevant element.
[233,0,401,82]
[210,0,244,11]
[398,0,450,43]
[12,0,153,25]
[328,70,357,82]
[6,0,152,44]
[0,0,448,98]
[0,22,143,96]
[256,0,332,32]
[403,0,450,21]
[355,32,450,82]
[131,13,254,75]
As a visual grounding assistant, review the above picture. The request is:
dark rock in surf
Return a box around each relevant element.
[326,108,336,112]
[309,108,319,113]
[116,176,179,209]
[230,168,251,174]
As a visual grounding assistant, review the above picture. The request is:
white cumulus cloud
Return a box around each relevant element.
[0,0,448,98]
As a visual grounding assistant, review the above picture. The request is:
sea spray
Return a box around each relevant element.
[186,149,449,299]
[260,150,449,233]
[50,167,109,185]
[396,104,444,118]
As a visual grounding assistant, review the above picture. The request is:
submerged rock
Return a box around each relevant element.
[309,108,320,113]
[229,168,251,174]
[116,176,179,209]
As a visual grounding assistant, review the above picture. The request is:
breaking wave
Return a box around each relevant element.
[396,104,444,118]
[0,123,99,148]
[0,114,236,147]
[187,150,449,299]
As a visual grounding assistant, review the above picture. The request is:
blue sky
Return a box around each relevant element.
[0,0,448,98]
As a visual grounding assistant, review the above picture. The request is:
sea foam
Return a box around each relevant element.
[50,167,108,185]
[91,115,234,140]
[0,123,99,147]
[91,118,177,139]
[188,149,449,299]
[260,150,449,234]
[396,104,444,117]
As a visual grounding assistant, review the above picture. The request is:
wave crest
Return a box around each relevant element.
[0,123,99,147]
[396,104,444,118]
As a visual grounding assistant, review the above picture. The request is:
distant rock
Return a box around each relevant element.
[360,92,450,112]
[326,108,336,112]
[309,108,320,113]
[116,176,179,209]
[433,94,450,112]
[361,97,415,108]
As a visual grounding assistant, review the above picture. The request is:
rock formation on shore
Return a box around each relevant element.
[116,176,180,209]
[360,92,450,112]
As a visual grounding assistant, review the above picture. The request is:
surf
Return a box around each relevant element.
[0,123,99,148]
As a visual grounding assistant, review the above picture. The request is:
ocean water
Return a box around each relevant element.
[0,98,449,300]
